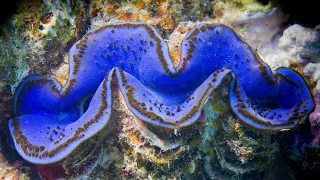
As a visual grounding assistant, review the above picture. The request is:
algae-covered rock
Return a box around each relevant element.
[201,77,280,180]
[0,0,86,89]
[90,0,216,33]
[228,0,278,12]
[0,152,30,180]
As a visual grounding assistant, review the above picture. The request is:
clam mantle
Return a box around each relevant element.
[8,22,314,164]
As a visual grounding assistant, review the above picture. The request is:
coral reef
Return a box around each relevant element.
[116,89,202,179]
[0,0,86,89]
[40,78,288,179]
[229,7,288,57]
[8,22,313,165]
[284,24,320,177]
[33,86,201,179]
[167,4,288,67]
[0,152,30,180]
[213,2,289,70]
[0,0,86,133]
[1,0,320,179]
[202,80,280,179]
[90,0,215,32]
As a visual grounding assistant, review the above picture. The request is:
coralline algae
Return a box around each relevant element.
[7,22,314,165]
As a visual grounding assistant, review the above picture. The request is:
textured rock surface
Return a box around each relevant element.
[0,0,86,90]
[90,0,215,32]
[304,63,320,83]
[279,24,320,63]
[229,7,288,56]
[0,152,30,180]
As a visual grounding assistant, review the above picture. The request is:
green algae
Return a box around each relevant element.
[0,25,30,87]
[230,0,278,12]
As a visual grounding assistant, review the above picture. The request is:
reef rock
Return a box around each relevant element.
[278,24,320,63]
[263,54,291,70]
[230,7,287,56]
[304,63,320,83]
[0,0,85,90]
[0,152,30,180]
